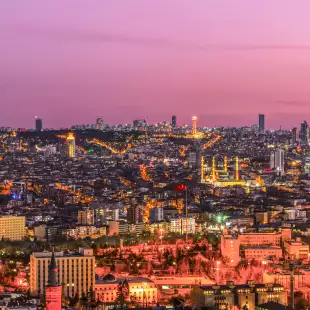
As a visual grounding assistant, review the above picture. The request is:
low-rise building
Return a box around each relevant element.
[95,275,157,306]
[244,246,282,260]
[193,281,287,310]
[284,238,309,261]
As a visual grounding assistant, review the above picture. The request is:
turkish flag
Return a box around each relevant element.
[174,184,187,191]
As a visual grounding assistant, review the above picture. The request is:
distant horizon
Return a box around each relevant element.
[2,1,310,129]
[1,114,305,131]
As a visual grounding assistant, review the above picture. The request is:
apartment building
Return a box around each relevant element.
[30,248,95,298]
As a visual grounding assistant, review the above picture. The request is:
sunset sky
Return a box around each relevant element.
[1,1,310,129]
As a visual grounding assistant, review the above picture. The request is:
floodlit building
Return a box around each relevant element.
[220,234,240,266]
[30,248,95,298]
[170,217,195,234]
[78,209,95,225]
[95,275,157,306]
[270,148,285,175]
[66,132,75,158]
[0,216,26,241]
[284,238,309,261]
[193,282,287,310]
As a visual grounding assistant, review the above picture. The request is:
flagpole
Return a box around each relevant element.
[185,186,188,243]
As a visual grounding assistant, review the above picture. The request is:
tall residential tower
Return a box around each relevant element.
[258,114,265,132]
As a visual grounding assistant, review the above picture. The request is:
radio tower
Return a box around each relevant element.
[192,116,197,135]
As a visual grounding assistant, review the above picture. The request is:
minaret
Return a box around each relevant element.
[45,250,62,310]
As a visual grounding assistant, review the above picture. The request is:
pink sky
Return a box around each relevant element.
[1,1,310,129]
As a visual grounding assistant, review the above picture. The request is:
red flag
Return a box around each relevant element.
[174,184,187,191]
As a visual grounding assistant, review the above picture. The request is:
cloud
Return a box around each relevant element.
[277,100,310,107]
[2,22,310,52]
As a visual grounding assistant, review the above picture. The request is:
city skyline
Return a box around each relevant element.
[2,1,310,128]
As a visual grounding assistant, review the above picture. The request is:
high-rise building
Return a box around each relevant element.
[95,118,104,130]
[172,115,177,128]
[30,248,95,298]
[78,209,95,225]
[149,207,164,222]
[192,116,197,135]
[0,216,25,240]
[258,114,265,132]
[127,206,143,224]
[35,117,43,131]
[300,120,309,145]
[66,133,75,158]
[45,250,61,310]
[270,148,285,175]
[292,127,298,144]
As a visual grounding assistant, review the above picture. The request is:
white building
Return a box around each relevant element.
[270,148,284,175]
[170,217,195,234]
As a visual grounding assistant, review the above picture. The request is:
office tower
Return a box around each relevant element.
[300,121,309,145]
[292,127,298,144]
[258,114,265,132]
[270,148,285,175]
[35,117,43,131]
[192,116,197,135]
[45,251,61,310]
[172,115,177,128]
[30,248,95,298]
[95,117,104,130]
[0,216,25,240]
[127,205,143,224]
[149,207,164,222]
[66,133,75,158]
[78,209,95,225]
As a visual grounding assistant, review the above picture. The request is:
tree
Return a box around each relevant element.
[169,296,184,310]
[61,283,69,307]
[115,280,129,308]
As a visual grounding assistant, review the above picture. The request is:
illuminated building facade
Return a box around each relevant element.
[127,205,143,224]
[201,156,245,187]
[220,234,240,266]
[194,282,287,310]
[238,230,291,247]
[284,238,309,261]
[192,116,197,135]
[270,148,285,175]
[0,216,25,241]
[170,217,195,234]
[66,133,75,158]
[30,248,95,298]
[95,276,157,306]
[244,246,282,260]
[78,209,95,225]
